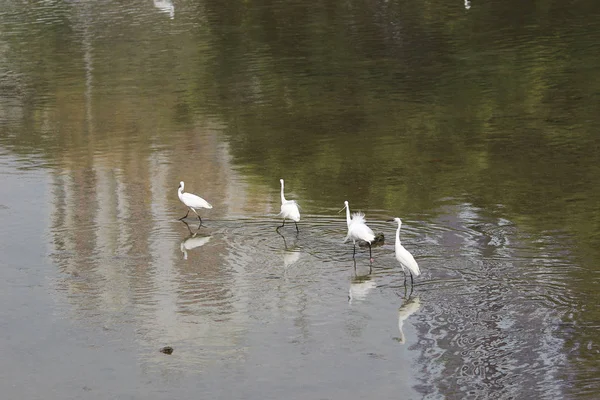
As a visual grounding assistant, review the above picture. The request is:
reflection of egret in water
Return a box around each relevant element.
[180,221,211,260]
[348,268,377,304]
[277,230,301,267]
[153,0,174,19]
[465,0,471,10]
[283,249,301,267]
[395,296,421,344]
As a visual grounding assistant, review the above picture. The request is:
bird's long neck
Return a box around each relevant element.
[396,223,402,246]
[280,181,286,203]
[345,205,351,227]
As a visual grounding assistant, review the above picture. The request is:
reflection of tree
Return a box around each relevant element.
[49,135,256,368]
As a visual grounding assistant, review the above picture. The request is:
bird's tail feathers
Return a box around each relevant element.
[406,261,421,276]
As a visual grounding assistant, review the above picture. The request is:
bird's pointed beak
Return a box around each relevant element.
[386,219,395,222]
[337,206,346,213]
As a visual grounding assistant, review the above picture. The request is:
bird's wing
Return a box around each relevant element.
[280,201,301,221]
[397,246,420,276]
[350,221,375,243]
[282,200,301,213]
[182,192,212,209]
[288,199,301,210]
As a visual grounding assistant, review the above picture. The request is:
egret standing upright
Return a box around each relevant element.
[177,181,212,223]
[389,217,420,285]
[342,201,375,261]
[277,179,300,232]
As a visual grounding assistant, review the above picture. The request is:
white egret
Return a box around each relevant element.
[389,218,420,285]
[277,179,300,232]
[178,181,212,223]
[396,296,421,344]
[341,200,375,261]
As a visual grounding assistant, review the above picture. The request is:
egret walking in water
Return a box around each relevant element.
[177,181,212,223]
[341,201,375,261]
[277,179,300,232]
[389,218,420,286]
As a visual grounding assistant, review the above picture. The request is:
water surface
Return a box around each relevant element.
[1,0,600,399]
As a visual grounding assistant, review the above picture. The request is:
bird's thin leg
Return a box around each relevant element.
[190,208,203,225]
[276,219,285,231]
[403,271,407,288]
[181,220,193,235]
[352,242,356,258]
[294,221,299,233]
[368,243,372,261]
[408,283,414,298]
[410,272,414,286]
[179,209,190,220]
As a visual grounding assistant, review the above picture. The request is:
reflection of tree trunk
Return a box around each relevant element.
[82,4,94,138]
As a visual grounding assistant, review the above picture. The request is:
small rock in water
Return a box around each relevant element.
[359,233,385,248]
[160,346,174,355]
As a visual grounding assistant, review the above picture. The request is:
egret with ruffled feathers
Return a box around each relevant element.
[277,179,300,232]
[341,200,375,261]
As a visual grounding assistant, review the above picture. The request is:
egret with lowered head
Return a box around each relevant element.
[342,201,375,261]
[177,181,212,223]
[277,179,300,232]
[389,217,420,285]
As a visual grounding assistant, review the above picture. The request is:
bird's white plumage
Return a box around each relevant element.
[392,217,420,277]
[343,201,375,245]
[180,192,212,210]
[279,179,300,222]
[178,181,212,220]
